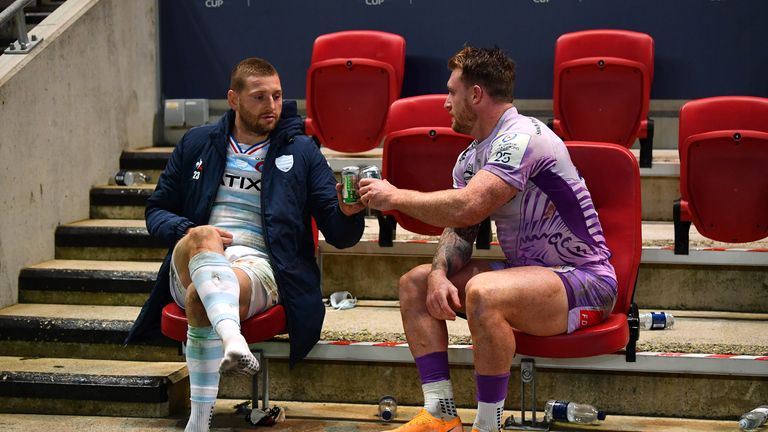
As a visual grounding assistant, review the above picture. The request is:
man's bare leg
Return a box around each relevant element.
[392,261,488,430]
[465,266,568,432]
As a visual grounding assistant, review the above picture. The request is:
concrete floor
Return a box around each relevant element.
[0,400,744,431]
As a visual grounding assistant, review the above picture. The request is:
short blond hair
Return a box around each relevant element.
[230,57,278,92]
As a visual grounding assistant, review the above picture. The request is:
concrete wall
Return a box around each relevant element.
[0,0,158,307]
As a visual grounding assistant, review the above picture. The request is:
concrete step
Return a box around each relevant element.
[122,146,681,220]
[50,218,768,312]
[119,147,169,185]
[89,185,154,219]
[0,356,187,417]
[55,219,165,261]
[0,303,177,362]
[0,399,748,431]
[18,259,159,306]
[326,221,768,313]
[3,301,765,358]
[0,302,764,419]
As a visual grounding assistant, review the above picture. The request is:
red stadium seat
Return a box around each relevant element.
[375,95,476,246]
[305,30,405,153]
[513,142,642,359]
[552,30,655,167]
[161,303,287,345]
[674,96,768,254]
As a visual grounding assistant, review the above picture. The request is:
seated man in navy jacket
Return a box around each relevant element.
[125,57,365,432]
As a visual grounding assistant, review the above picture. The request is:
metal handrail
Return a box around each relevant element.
[1,0,42,54]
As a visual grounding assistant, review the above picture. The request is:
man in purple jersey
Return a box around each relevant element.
[359,46,617,432]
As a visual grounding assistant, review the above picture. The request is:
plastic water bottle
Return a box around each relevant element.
[739,405,768,431]
[378,395,397,421]
[111,170,150,186]
[544,400,606,424]
[639,312,675,330]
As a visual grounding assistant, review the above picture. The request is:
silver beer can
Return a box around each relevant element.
[360,165,381,179]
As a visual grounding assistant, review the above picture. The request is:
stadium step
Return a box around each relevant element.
[54,219,165,261]
[18,259,158,306]
[119,146,681,220]
[89,185,154,219]
[0,301,763,420]
[0,356,187,417]
[0,303,177,362]
[49,218,768,312]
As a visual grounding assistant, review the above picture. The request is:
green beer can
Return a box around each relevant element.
[341,166,360,204]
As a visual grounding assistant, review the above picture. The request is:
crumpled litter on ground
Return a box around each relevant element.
[324,291,357,310]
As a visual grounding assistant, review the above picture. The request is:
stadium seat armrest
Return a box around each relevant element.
[639,119,654,168]
[378,213,396,247]
[626,302,639,362]
[552,119,564,138]
[476,217,492,250]
[673,199,691,255]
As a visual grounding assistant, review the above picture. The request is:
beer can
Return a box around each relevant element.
[360,165,381,179]
[341,166,360,204]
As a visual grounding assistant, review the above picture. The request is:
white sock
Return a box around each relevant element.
[423,380,458,420]
[185,400,215,432]
[216,319,259,375]
[472,400,504,432]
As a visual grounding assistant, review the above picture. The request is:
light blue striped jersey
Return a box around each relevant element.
[208,135,270,259]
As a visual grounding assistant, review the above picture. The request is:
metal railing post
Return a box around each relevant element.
[2,0,43,54]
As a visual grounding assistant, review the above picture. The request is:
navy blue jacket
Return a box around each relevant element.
[125,101,364,366]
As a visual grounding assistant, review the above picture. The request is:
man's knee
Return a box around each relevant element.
[398,265,429,304]
[183,226,224,256]
[465,274,506,319]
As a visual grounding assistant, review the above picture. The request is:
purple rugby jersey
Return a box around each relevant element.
[452,107,616,284]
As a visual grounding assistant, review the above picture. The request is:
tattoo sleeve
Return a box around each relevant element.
[431,224,480,277]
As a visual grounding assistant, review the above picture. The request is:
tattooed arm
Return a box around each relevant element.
[426,224,480,320]
[432,225,480,276]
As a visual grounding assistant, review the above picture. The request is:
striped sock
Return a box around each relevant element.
[473,372,510,431]
[185,325,221,432]
[189,252,258,376]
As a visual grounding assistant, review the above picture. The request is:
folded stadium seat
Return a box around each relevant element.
[673,96,768,255]
[161,222,318,411]
[375,95,491,247]
[507,142,642,429]
[305,30,405,153]
[551,29,655,168]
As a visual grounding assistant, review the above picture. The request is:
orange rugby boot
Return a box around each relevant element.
[384,408,464,431]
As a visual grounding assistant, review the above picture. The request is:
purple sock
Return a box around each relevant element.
[415,351,450,384]
[475,372,510,403]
